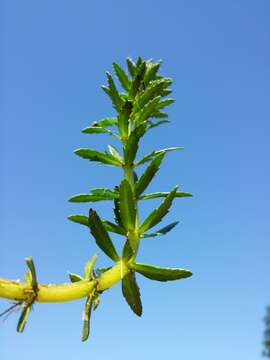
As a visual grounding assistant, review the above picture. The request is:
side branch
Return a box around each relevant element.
[0,261,128,303]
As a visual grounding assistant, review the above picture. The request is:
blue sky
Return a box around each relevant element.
[1,1,269,359]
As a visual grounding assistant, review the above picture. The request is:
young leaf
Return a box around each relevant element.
[139,191,193,200]
[74,148,123,166]
[69,273,84,282]
[135,153,164,196]
[122,271,142,316]
[88,209,119,262]
[25,257,38,292]
[104,72,123,112]
[144,61,161,85]
[68,214,89,226]
[84,254,98,279]
[129,61,146,98]
[129,262,192,281]
[119,179,136,232]
[113,62,130,91]
[118,100,133,139]
[135,147,183,166]
[141,221,179,238]
[108,145,123,163]
[124,122,147,165]
[126,57,136,77]
[139,187,178,233]
[134,96,161,126]
[147,119,170,130]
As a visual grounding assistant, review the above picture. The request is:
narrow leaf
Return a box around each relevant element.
[88,209,119,262]
[102,220,126,235]
[126,57,136,77]
[122,271,142,316]
[118,100,133,138]
[139,187,178,233]
[147,119,171,130]
[108,145,123,163]
[139,191,193,200]
[68,214,89,226]
[144,61,161,85]
[134,96,161,126]
[81,295,93,342]
[130,262,192,281]
[17,304,31,333]
[25,257,37,291]
[142,221,179,238]
[119,179,136,232]
[105,72,123,112]
[129,61,146,98]
[124,122,147,165]
[113,62,130,91]
[135,147,182,166]
[69,273,84,282]
[74,148,122,166]
[135,153,164,196]
[69,193,116,203]
[84,254,98,279]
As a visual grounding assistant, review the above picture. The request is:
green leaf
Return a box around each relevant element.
[135,147,183,166]
[134,96,161,126]
[118,100,133,138]
[129,61,146,98]
[139,187,178,233]
[93,294,100,311]
[88,209,119,262]
[74,148,123,166]
[122,271,142,316]
[81,295,93,342]
[147,119,171,130]
[124,122,147,165]
[129,262,192,281]
[119,179,136,232]
[68,214,89,226]
[126,57,136,77]
[69,193,116,203]
[69,273,84,282]
[113,62,130,91]
[84,254,97,279]
[102,220,126,235]
[139,191,193,200]
[142,221,179,238]
[108,145,123,163]
[135,153,164,196]
[82,118,118,135]
[25,257,37,292]
[24,270,31,285]
[113,190,123,227]
[17,304,31,333]
[144,61,161,85]
[103,72,123,112]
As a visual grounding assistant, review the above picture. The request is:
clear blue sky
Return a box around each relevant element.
[1,1,269,359]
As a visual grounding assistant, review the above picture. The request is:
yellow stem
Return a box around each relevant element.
[0,261,129,303]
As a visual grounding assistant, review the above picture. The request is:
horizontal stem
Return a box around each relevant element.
[0,260,129,303]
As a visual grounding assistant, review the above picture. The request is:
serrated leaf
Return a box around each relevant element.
[74,148,123,166]
[126,57,136,77]
[139,187,178,233]
[17,304,31,333]
[69,273,84,282]
[141,221,179,238]
[122,271,142,316]
[134,96,161,126]
[118,100,133,138]
[129,61,146,98]
[104,72,123,112]
[129,262,192,281]
[113,62,130,91]
[135,147,182,166]
[135,153,164,196]
[88,209,119,262]
[144,61,161,85]
[119,179,136,232]
[84,254,98,279]
[139,191,193,200]
[68,214,89,226]
[124,122,147,165]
